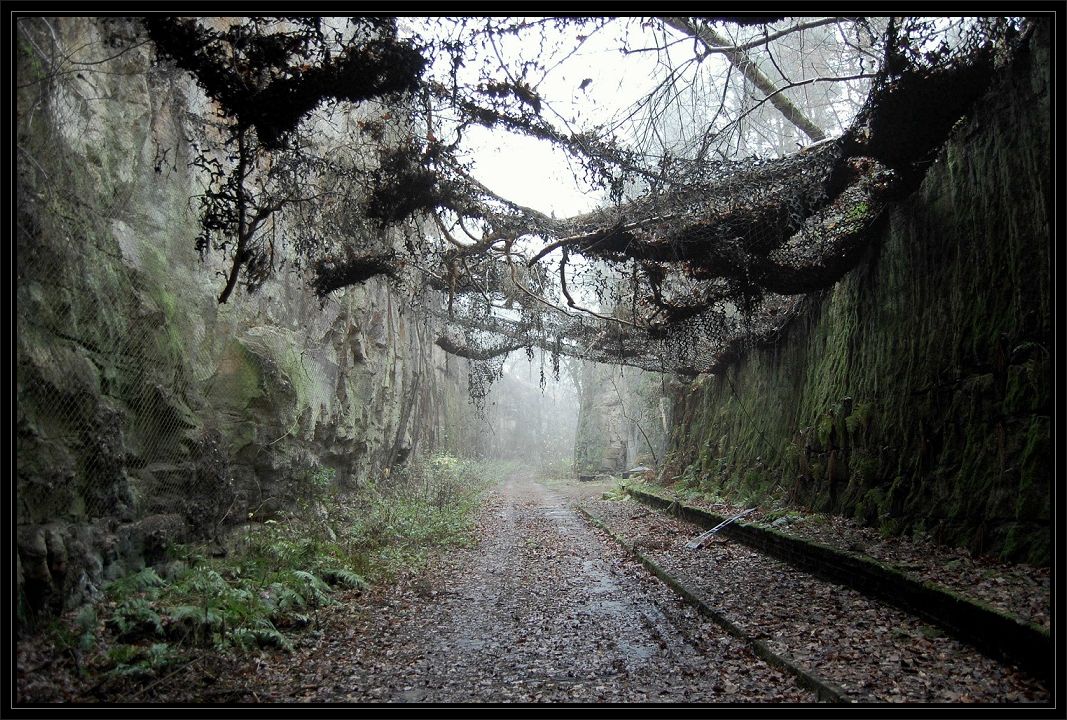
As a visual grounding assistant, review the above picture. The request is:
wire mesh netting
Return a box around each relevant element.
[15,215,347,530]
[414,17,1029,401]
[15,14,1033,530]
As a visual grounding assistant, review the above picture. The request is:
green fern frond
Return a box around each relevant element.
[106,567,166,598]
[292,569,330,595]
[321,568,368,589]
[231,625,291,651]
[109,598,164,639]
[265,582,305,612]
[166,604,205,623]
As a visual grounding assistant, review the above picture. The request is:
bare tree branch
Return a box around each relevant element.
[689,17,852,55]
[661,16,828,142]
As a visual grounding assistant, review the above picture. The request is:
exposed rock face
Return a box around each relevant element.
[574,363,667,474]
[574,363,628,473]
[662,23,1051,564]
[15,18,477,620]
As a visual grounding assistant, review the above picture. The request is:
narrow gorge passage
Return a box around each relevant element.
[14,16,1053,710]
[220,476,815,703]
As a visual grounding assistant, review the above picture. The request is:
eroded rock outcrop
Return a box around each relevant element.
[661,23,1050,564]
[15,17,477,621]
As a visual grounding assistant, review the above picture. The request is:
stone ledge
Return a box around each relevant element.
[577,505,853,704]
[627,486,1051,686]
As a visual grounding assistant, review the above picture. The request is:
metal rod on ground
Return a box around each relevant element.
[686,508,757,549]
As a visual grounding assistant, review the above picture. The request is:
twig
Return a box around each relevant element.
[686,508,757,549]
[691,17,852,55]
[214,495,238,538]
[559,249,642,328]
[267,424,296,446]
[504,252,579,319]
[431,211,475,250]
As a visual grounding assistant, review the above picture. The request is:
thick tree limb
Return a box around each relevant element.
[698,17,852,54]
[661,16,828,142]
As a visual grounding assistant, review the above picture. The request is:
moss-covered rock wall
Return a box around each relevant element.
[16,18,480,621]
[662,23,1050,564]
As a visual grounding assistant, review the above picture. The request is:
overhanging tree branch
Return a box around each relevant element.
[129,14,1020,387]
[660,16,828,142]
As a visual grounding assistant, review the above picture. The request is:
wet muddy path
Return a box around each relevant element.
[225,476,815,703]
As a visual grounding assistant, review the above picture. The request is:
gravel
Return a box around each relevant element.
[209,478,818,703]
[22,476,1045,706]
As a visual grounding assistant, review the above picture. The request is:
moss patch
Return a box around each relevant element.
[656,33,1051,564]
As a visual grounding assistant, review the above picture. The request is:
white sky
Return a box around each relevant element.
[465,126,599,218]
[400,16,889,219]
[444,18,672,219]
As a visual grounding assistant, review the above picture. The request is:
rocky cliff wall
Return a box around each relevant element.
[15,17,480,621]
[573,363,668,474]
[662,23,1051,564]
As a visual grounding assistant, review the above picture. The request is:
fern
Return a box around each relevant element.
[163,603,222,644]
[87,455,497,658]
[166,604,206,624]
[106,643,142,666]
[106,567,166,598]
[218,586,257,619]
[105,643,179,681]
[229,627,256,650]
[322,568,367,590]
[74,605,98,651]
[290,570,331,605]
[264,582,305,612]
[108,598,164,640]
[183,567,228,596]
[228,586,254,602]
[108,661,154,681]
[74,604,97,630]
[283,612,311,629]
[146,642,179,670]
[231,624,291,651]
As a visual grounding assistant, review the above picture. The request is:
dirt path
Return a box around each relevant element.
[222,475,816,703]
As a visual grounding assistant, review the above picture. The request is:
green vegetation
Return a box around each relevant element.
[763,508,804,523]
[536,458,575,483]
[600,481,630,502]
[345,453,492,574]
[656,77,1052,562]
[845,201,870,222]
[55,453,494,686]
